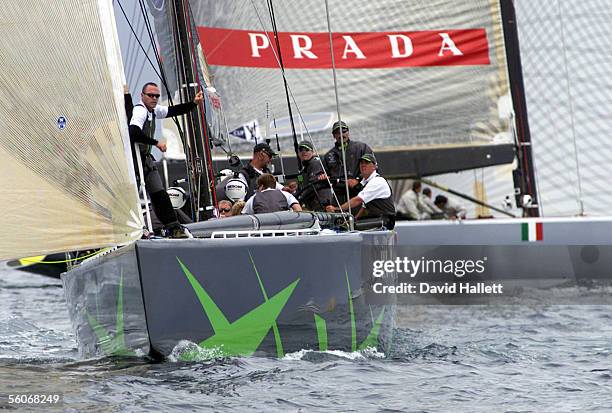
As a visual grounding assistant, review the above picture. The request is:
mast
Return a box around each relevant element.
[168,0,216,221]
[500,0,540,217]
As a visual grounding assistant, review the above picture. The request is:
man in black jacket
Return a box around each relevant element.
[295,140,333,211]
[322,120,374,204]
[129,82,202,238]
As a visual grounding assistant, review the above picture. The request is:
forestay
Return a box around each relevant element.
[0,0,142,260]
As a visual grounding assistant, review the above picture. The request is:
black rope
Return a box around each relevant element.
[117,0,185,136]
[116,0,197,215]
[265,0,302,170]
[115,0,164,82]
[135,0,191,143]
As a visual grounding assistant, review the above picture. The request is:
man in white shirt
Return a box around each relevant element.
[325,154,395,229]
[129,82,203,238]
[396,181,436,220]
[434,195,467,219]
[242,174,302,215]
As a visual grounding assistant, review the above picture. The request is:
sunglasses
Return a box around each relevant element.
[298,146,312,152]
[219,208,231,213]
[145,93,160,98]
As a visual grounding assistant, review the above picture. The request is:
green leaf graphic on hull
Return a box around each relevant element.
[86,271,135,357]
[312,268,387,353]
[177,258,299,359]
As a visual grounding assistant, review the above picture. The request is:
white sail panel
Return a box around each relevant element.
[515,0,612,216]
[190,0,513,155]
[0,0,142,260]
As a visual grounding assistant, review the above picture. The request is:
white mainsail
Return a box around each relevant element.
[0,0,142,260]
[515,1,612,216]
[189,0,514,155]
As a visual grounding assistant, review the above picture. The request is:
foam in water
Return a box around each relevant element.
[283,347,385,361]
[167,340,225,362]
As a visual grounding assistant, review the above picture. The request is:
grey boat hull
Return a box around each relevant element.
[395,217,612,287]
[62,231,395,359]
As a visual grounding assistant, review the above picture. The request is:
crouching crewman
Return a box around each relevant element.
[242,174,303,215]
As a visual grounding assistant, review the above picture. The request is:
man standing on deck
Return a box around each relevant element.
[326,154,395,229]
[129,82,203,238]
[322,120,374,205]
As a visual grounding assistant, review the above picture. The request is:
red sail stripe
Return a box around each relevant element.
[197,27,490,69]
[536,222,543,241]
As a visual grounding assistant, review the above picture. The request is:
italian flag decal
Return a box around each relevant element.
[521,222,543,242]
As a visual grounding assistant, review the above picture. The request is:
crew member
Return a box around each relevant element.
[295,140,333,211]
[396,181,436,220]
[216,142,283,202]
[322,120,374,204]
[129,82,202,238]
[242,174,302,214]
[434,195,467,219]
[217,200,233,219]
[326,154,395,229]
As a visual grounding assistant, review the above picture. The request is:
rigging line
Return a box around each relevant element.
[115,0,164,82]
[265,0,302,169]
[137,0,192,157]
[127,1,147,84]
[170,0,211,218]
[247,1,348,223]
[134,43,154,89]
[271,114,287,178]
[137,0,196,185]
[131,0,198,214]
[183,0,218,208]
[182,1,233,157]
[137,0,174,101]
[130,11,152,87]
[119,0,188,150]
[123,1,138,81]
[557,0,583,215]
[324,0,353,229]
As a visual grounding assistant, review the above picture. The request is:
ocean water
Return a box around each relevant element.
[1,265,611,412]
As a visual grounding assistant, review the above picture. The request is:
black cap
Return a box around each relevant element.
[253,142,277,157]
[434,195,448,204]
[332,120,349,133]
[298,140,314,151]
[359,153,377,164]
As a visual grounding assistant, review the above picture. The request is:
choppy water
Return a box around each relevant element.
[1,265,611,412]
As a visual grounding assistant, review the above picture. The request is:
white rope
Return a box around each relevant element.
[324,0,354,230]
[557,0,584,215]
[247,0,351,226]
